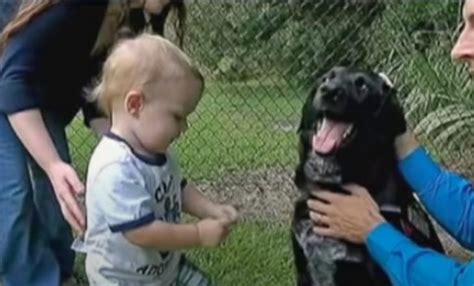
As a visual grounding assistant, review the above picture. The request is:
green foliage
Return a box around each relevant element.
[181,2,473,176]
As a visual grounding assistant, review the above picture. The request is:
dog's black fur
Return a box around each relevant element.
[292,66,445,286]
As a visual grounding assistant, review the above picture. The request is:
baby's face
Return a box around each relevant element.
[135,76,203,154]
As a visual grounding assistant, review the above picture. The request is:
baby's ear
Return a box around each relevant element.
[125,90,145,117]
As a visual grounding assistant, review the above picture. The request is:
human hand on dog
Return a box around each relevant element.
[307,184,386,244]
[196,218,231,247]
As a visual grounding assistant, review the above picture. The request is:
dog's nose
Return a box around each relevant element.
[320,83,343,104]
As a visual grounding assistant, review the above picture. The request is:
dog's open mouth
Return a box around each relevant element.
[312,117,356,155]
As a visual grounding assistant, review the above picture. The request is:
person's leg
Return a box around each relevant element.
[176,256,214,286]
[28,111,76,283]
[0,113,61,286]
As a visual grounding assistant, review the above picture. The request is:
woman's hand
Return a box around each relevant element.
[46,161,86,235]
[307,184,386,244]
[9,109,86,235]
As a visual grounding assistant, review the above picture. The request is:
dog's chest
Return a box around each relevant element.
[293,219,365,286]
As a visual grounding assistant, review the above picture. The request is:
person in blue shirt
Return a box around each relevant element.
[0,1,185,286]
[307,0,474,285]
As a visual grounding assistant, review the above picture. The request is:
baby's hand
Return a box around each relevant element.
[196,218,230,247]
[211,204,239,226]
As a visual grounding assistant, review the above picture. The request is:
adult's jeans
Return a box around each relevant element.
[0,111,75,286]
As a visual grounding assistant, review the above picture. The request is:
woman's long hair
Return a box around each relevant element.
[1,0,58,51]
[1,0,187,54]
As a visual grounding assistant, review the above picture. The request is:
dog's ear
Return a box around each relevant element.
[297,84,318,134]
[375,73,407,139]
[378,72,394,89]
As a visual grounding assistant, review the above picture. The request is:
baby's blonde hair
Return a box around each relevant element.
[91,33,203,117]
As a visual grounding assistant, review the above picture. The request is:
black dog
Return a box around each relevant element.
[292,66,445,286]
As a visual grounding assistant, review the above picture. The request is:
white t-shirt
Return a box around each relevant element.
[73,132,187,285]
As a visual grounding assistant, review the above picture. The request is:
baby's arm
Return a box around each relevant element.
[182,183,218,219]
[91,163,230,251]
[182,183,239,224]
[124,219,228,250]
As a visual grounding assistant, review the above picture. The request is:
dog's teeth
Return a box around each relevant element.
[342,125,353,140]
[343,128,349,139]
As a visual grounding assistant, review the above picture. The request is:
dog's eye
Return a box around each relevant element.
[354,76,365,88]
[354,76,368,95]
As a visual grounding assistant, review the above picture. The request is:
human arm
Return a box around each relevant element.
[8,110,86,234]
[395,132,474,249]
[94,164,231,250]
[123,218,230,250]
[308,129,474,285]
[0,2,108,235]
[309,185,474,286]
[367,222,474,286]
[182,182,239,224]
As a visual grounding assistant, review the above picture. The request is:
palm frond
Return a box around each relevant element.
[414,104,474,135]
[433,117,474,150]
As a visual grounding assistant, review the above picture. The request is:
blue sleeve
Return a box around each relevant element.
[364,146,474,286]
[367,223,474,286]
[0,4,66,114]
[399,147,474,249]
[0,3,83,114]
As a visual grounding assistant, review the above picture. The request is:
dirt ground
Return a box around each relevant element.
[196,168,473,262]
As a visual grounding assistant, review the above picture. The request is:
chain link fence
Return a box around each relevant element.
[67,1,473,224]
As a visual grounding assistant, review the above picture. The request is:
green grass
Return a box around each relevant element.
[176,80,302,181]
[186,221,295,286]
[74,221,296,286]
[67,80,304,181]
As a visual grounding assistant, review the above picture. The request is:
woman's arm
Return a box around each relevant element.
[9,110,86,234]
[0,3,108,235]
[395,132,474,249]
[9,110,62,172]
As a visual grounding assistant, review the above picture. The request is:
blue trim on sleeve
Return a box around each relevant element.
[109,212,155,233]
[398,147,443,194]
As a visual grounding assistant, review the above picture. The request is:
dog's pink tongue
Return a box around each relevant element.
[312,118,350,154]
